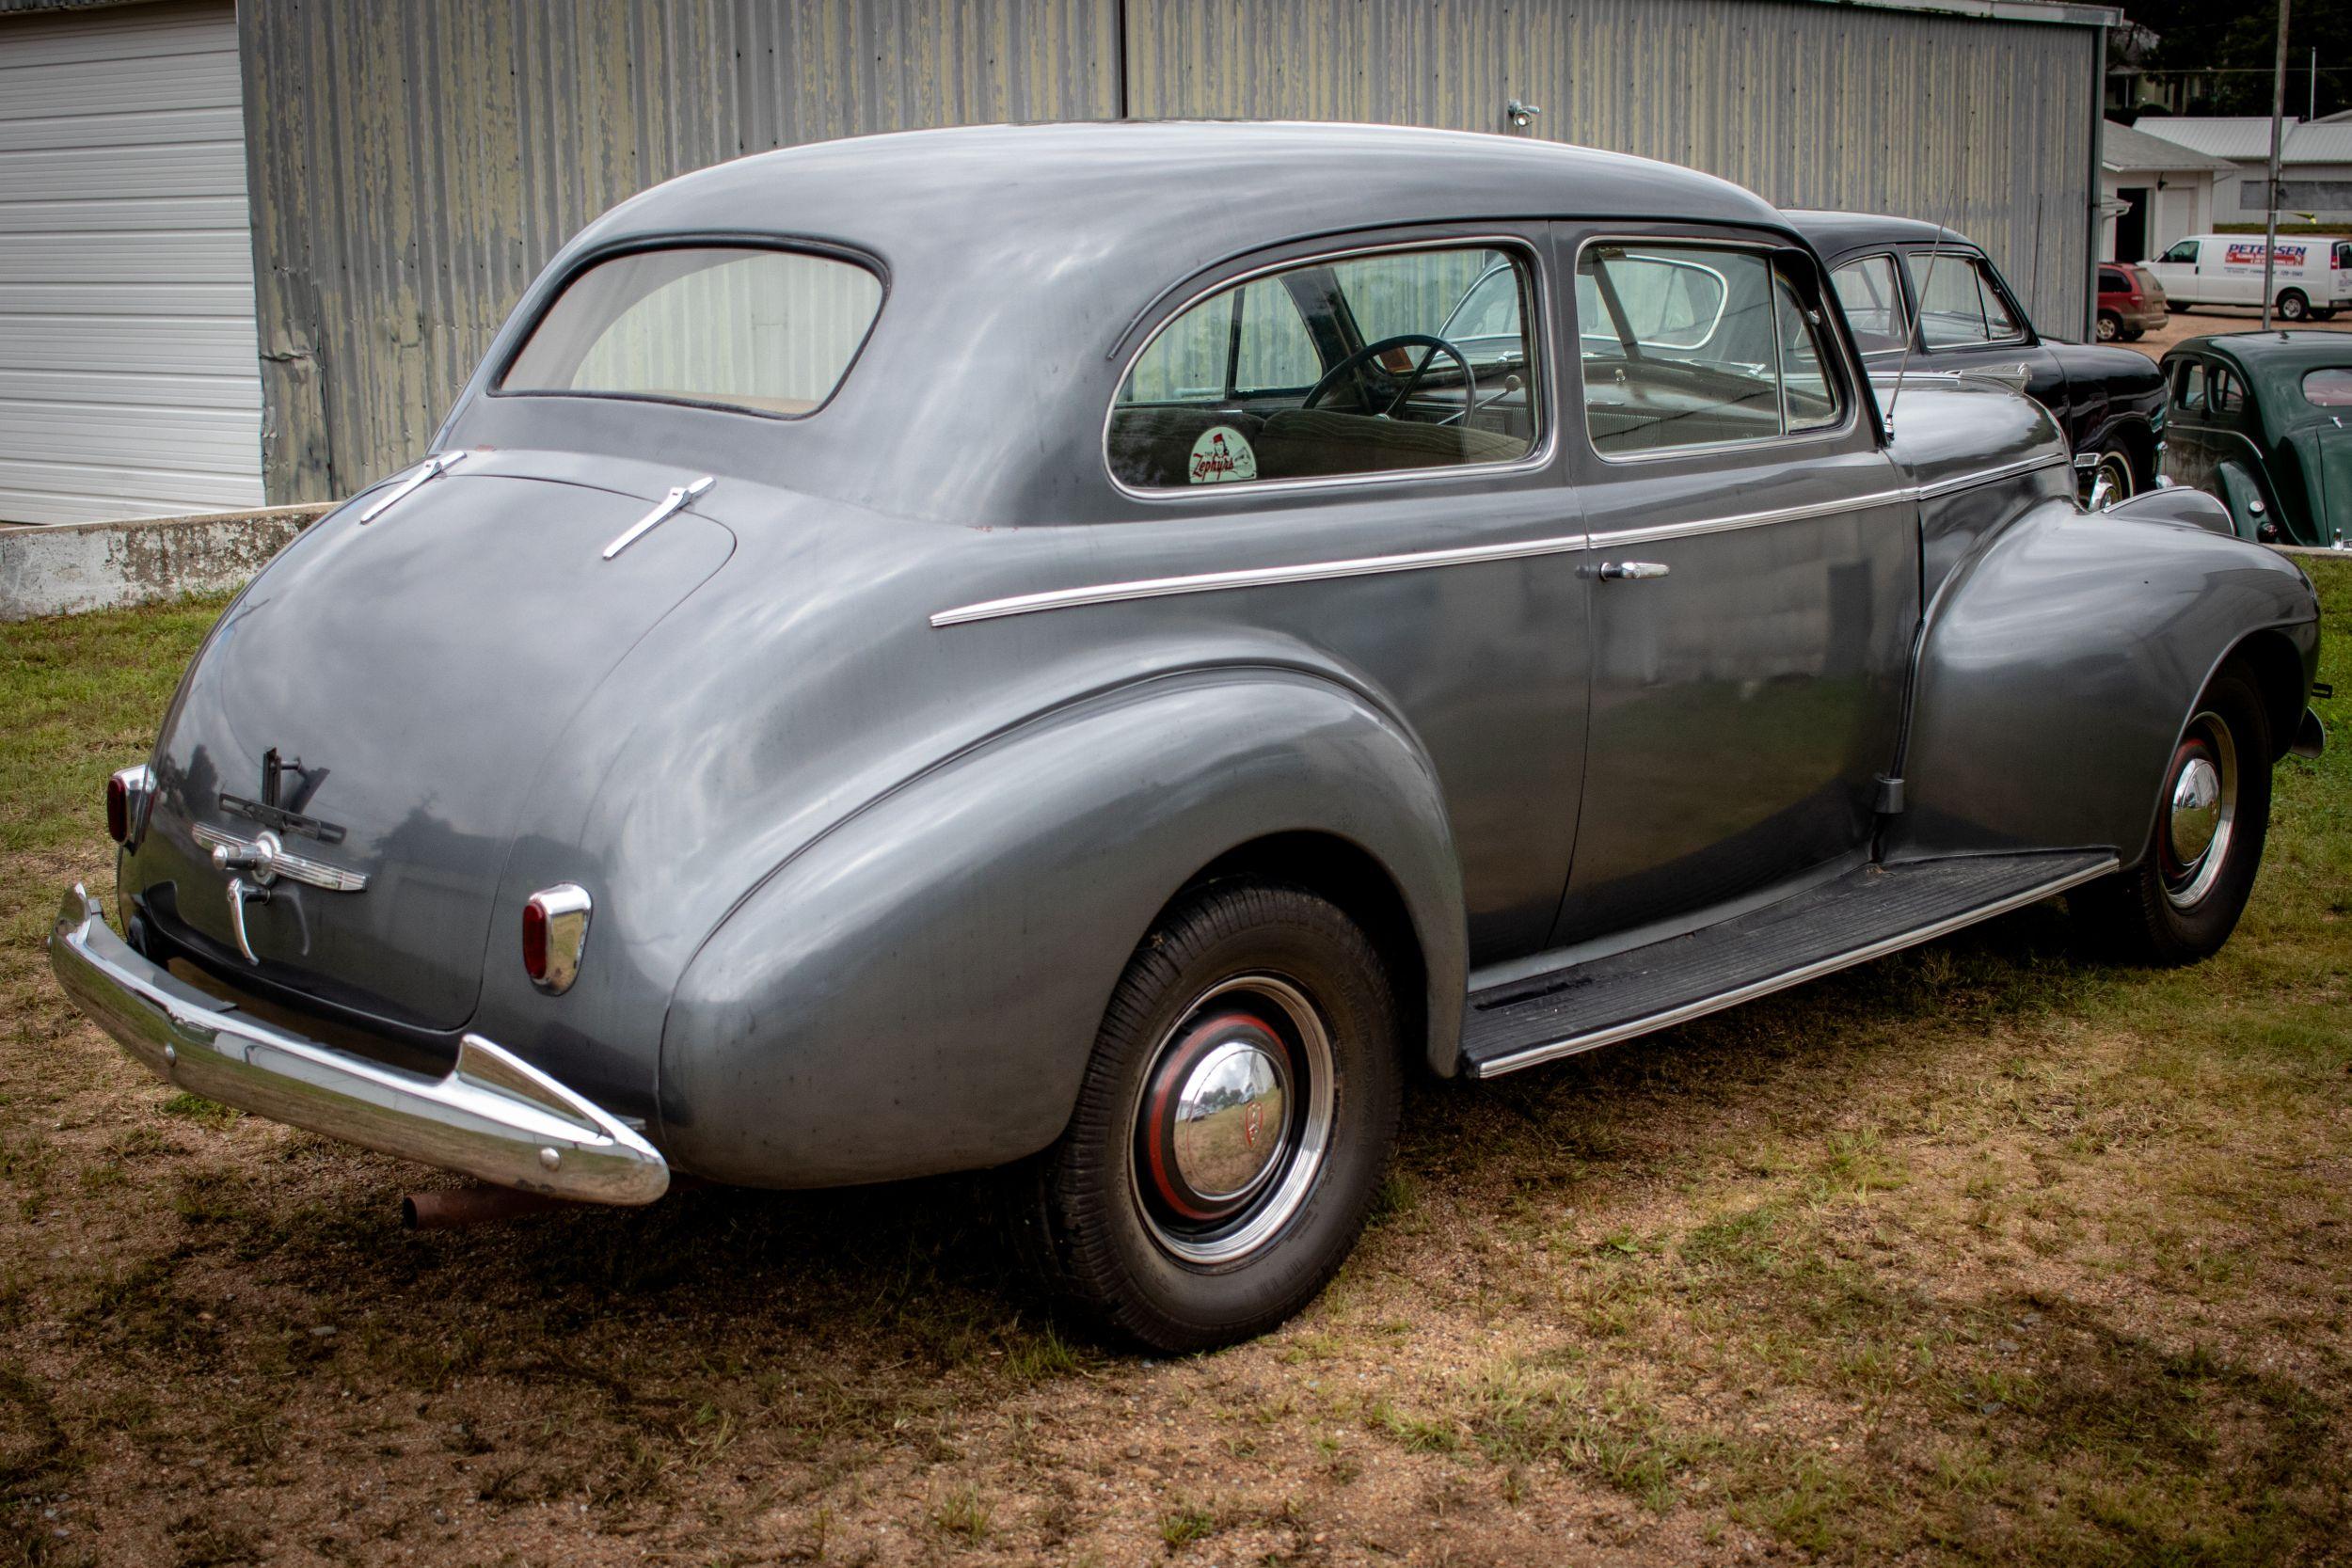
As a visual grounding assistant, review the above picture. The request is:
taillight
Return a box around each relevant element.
[522,883,593,994]
[105,764,154,847]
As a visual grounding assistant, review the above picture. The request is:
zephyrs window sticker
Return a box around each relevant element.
[1189,425,1258,483]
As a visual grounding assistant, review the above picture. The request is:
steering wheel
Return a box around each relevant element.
[1301,333,1476,421]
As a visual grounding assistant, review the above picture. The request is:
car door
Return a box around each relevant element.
[2160,356,2217,493]
[2148,237,2200,304]
[1550,228,1918,945]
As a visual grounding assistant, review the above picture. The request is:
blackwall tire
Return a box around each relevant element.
[2096,311,2122,342]
[1025,883,1392,1354]
[2070,664,2272,966]
[1030,881,1404,1354]
[2278,290,2311,323]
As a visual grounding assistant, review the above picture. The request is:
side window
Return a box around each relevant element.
[1915,254,2022,346]
[2336,243,2352,270]
[1579,243,1847,457]
[2210,368,2246,416]
[1108,244,1543,490]
[2099,267,2129,293]
[2172,359,2206,415]
[2161,240,2201,265]
[1830,255,1910,355]
[1231,280,1318,397]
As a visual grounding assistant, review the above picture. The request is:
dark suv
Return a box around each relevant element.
[1789,211,2167,503]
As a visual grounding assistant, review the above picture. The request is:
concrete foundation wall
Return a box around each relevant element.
[0,507,326,621]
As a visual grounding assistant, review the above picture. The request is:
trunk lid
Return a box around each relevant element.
[150,459,734,1030]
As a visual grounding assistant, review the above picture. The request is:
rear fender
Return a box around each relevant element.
[1889,499,2319,866]
[656,670,1465,1188]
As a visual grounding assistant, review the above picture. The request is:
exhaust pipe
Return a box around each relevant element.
[402,1184,580,1230]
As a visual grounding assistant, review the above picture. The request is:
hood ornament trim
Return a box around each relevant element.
[358,450,470,524]
[603,476,714,560]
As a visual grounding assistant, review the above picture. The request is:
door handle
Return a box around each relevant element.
[1592,561,1670,581]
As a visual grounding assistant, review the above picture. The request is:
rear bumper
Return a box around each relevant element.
[48,883,668,1205]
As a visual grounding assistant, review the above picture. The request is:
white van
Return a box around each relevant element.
[2145,235,2352,322]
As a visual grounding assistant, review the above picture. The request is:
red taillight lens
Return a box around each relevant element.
[522,883,591,993]
[105,774,130,843]
[521,898,549,983]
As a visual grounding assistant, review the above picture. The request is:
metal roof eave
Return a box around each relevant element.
[1814,0,2120,26]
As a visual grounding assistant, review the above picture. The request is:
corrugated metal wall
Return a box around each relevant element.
[241,0,2100,504]
[1126,0,2098,338]
[241,0,1120,500]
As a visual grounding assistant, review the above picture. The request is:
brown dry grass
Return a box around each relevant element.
[1,565,2347,1566]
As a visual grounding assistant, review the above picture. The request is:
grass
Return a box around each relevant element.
[0,562,2345,1564]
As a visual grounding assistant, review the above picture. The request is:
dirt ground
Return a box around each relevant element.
[2,571,2349,1568]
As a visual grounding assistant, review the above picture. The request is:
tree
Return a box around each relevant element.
[2115,0,2352,118]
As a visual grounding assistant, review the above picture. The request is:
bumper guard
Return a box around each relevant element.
[48,883,668,1205]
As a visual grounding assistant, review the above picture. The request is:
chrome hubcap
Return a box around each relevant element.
[1170,1037,1290,1201]
[1134,974,1334,1266]
[2168,756,2221,865]
[2160,712,2237,910]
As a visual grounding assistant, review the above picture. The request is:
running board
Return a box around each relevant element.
[1460,850,2117,1079]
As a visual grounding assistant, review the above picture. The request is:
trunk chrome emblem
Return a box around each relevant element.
[197,824,369,895]
[218,748,345,844]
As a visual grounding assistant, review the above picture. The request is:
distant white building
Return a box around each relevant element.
[2100,120,2236,262]
[2130,117,2352,228]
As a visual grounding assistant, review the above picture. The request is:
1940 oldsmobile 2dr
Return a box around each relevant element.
[52,124,2328,1352]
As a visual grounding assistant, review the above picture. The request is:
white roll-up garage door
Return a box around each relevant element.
[0,0,262,525]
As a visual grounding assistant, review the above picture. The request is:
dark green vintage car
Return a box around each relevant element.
[2160,331,2352,548]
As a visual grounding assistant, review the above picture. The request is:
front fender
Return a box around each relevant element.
[1890,499,2320,865]
[656,670,1466,1188]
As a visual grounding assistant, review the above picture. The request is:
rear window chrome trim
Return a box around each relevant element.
[1103,231,1558,502]
[931,453,2067,627]
[485,235,889,422]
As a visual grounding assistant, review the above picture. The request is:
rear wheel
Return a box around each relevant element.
[2071,663,2272,965]
[2096,310,2122,342]
[2122,322,2147,341]
[2278,289,2311,323]
[1031,881,1403,1353]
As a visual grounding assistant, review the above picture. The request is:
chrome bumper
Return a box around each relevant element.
[48,883,668,1205]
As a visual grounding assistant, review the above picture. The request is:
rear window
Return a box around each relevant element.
[500,246,882,417]
[2303,368,2352,406]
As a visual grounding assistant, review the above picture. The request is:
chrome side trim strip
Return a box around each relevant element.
[1466,853,2118,1080]
[1914,451,2070,499]
[930,454,2069,628]
[1588,486,1915,549]
[930,531,1591,627]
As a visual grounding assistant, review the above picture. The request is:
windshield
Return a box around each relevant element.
[500,246,882,417]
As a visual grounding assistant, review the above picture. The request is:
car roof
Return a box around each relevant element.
[585,120,1790,303]
[2167,331,2352,370]
[1782,209,1974,261]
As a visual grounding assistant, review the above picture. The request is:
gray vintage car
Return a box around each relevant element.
[52,124,2328,1352]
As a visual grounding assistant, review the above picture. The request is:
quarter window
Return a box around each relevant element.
[500,246,882,417]
[1578,244,1848,457]
[2210,368,2246,415]
[1109,245,1542,490]
[2171,360,2206,414]
[1830,255,1910,356]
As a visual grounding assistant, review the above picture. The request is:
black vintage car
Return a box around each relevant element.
[1789,212,2168,503]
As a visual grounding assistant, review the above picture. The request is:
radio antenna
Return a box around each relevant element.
[1884,98,1973,432]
